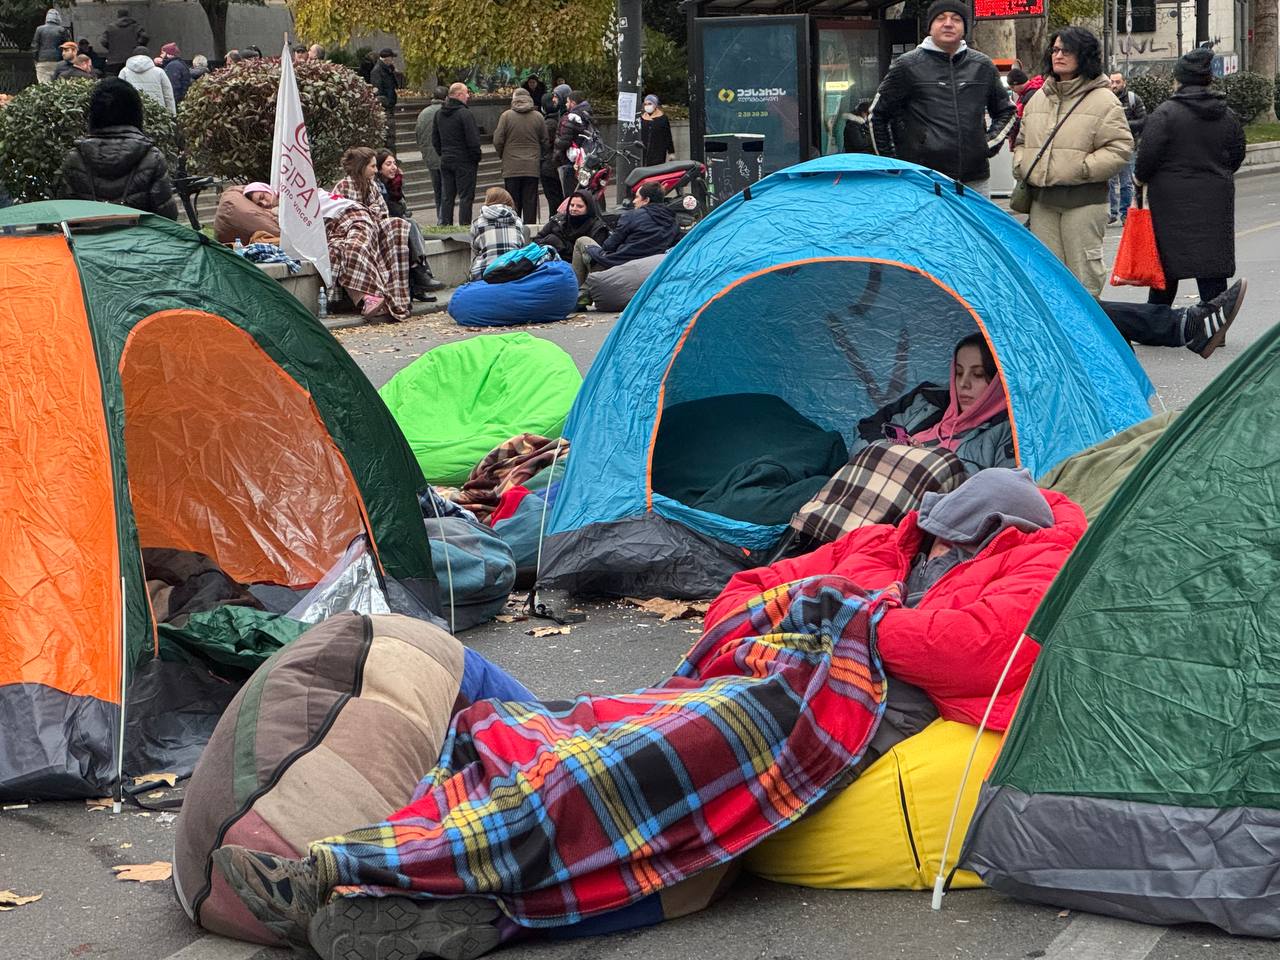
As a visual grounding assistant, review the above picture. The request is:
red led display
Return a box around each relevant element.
[974,0,1045,19]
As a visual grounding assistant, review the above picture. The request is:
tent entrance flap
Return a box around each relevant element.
[648,259,995,523]
[120,310,372,588]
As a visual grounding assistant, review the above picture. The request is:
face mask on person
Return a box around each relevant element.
[643,103,655,115]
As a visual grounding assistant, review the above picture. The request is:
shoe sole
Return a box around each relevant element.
[309,895,503,960]
[1199,278,1246,359]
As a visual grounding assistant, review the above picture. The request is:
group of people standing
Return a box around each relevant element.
[867,1,1248,359]
[413,76,677,228]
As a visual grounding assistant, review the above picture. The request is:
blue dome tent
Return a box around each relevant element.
[540,155,1157,599]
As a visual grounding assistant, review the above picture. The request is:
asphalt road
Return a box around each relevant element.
[4,171,1280,960]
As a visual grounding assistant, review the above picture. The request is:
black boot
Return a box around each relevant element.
[410,263,440,302]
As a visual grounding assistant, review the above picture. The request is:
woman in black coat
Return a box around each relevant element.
[57,78,178,219]
[534,188,609,256]
[1135,47,1246,306]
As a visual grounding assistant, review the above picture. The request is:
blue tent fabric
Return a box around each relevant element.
[449,259,580,327]
[539,155,1156,598]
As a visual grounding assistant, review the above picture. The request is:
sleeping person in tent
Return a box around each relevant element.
[780,333,1015,557]
[207,468,1084,960]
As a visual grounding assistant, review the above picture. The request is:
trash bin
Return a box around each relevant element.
[704,134,765,207]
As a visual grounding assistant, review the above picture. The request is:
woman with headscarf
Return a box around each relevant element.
[780,333,1015,557]
[1135,46,1246,310]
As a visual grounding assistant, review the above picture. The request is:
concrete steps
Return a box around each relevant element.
[191,100,523,228]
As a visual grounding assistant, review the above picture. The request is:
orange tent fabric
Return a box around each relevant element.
[0,236,121,703]
[120,310,368,586]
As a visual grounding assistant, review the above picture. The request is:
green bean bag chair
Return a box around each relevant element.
[380,332,582,486]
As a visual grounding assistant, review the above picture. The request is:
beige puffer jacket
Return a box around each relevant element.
[1014,74,1133,188]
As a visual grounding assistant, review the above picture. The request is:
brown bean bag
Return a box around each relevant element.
[173,613,465,945]
[213,185,281,245]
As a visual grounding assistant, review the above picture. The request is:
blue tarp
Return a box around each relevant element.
[546,154,1156,556]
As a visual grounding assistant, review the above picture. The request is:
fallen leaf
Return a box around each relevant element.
[527,626,570,637]
[145,790,166,800]
[1057,910,1071,919]
[0,890,42,910]
[132,773,177,788]
[624,597,712,622]
[119,842,132,849]
[85,797,113,812]
[494,614,526,623]
[111,862,172,883]
[155,812,177,824]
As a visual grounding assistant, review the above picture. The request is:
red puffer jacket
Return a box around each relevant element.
[705,489,1086,731]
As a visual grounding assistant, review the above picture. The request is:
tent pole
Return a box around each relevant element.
[423,494,457,634]
[114,575,126,814]
[931,631,1029,910]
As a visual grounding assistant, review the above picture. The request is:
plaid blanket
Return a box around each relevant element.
[326,205,411,321]
[790,441,968,546]
[452,434,569,524]
[310,576,893,927]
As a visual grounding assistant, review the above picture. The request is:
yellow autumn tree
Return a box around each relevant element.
[292,0,617,83]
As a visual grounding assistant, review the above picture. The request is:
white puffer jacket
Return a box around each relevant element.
[120,55,176,116]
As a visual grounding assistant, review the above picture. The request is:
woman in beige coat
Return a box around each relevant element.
[1014,27,1133,296]
[493,87,550,224]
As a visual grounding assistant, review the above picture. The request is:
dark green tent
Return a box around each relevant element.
[0,202,438,800]
[958,320,1280,937]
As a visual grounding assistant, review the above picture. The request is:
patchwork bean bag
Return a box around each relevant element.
[380,332,582,486]
[584,253,666,313]
[449,259,580,327]
[173,612,534,945]
[742,719,1001,890]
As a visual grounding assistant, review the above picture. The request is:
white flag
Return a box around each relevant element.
[271,42,332,285]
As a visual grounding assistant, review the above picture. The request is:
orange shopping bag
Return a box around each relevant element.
[1109,189,1166,289]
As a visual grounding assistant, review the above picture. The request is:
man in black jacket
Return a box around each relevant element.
[369,48,399,151]
[99,9,148,76]
[868,0,1014,192]
[431,82,482,225]
[585,183,678,270]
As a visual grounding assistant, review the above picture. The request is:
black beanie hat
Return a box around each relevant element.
[1174,46,1214,86]
[926,0,969,34]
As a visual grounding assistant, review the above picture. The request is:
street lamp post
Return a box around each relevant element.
[615,0,643,205]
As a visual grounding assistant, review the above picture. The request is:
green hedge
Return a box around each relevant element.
[1127,70,1275,125]
[0,78,181,203]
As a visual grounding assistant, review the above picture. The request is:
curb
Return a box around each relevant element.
[1238,160,1280,179]
[322,290,454,332]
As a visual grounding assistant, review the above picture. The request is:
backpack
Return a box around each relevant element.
[482,242,557,284]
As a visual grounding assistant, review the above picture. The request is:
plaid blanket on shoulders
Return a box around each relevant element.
[311,576,895,926]
[790,441,969,546]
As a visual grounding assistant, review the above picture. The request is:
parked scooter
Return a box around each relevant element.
[567,132,709,234]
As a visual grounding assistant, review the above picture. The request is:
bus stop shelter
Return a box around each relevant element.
[684,0,917,174]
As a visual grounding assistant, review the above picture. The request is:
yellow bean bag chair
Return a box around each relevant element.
[743,718,1001,890]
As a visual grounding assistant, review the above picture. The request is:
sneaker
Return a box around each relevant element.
[212,846,323,947]
[360,294,388,318]
[1185,279,1246,359]
[1107,214,1118,225]
[309,894,503,960]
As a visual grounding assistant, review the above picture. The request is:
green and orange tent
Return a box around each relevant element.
[958,315,1280,937]
[0,202,438,800]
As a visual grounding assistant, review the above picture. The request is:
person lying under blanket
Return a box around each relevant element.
[714,467,1085,734]
[207,469,1083,960]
